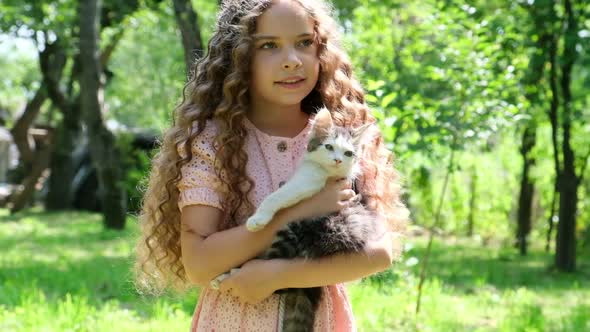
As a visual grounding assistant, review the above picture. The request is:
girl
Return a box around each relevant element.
[135,0,409,331]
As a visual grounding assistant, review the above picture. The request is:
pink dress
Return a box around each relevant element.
[177,116,356,332]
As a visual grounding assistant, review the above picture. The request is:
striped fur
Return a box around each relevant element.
[261,199,378,331]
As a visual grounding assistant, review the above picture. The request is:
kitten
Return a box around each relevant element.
[245,107,369,232]
[212,107,382,332]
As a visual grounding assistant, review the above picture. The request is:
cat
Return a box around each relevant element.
[211,107,382,332]
[245,106,370,232]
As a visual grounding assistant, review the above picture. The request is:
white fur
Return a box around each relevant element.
[246,162,329,231]
[246,131,361,232]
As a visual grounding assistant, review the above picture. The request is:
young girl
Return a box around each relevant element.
[135,0,409,331]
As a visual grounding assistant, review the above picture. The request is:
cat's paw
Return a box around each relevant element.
[246,212,274,232]
[210,268,241,290]
[210,272,230,290]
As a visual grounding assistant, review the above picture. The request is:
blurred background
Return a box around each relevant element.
[0,0,589,331]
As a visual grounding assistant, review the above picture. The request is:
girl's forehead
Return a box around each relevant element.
[255,1,314,35]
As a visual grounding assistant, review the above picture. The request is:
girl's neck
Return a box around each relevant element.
[247,103,310,138]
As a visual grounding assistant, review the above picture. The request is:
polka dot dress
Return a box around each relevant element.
[177,117,356,332]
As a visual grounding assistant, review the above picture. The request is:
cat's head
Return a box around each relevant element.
[306,107,373,177]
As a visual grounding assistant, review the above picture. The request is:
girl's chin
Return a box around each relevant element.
[267,95,309,106]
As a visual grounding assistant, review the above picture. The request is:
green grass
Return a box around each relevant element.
[353,237,590,331]
[0,208,588,331]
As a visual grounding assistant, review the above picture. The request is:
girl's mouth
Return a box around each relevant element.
[275,78,306,89]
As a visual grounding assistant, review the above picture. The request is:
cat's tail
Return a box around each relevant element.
[281,288,322,332]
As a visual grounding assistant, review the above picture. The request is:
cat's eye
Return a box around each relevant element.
[324,144,334,151]
[344,151,354,157]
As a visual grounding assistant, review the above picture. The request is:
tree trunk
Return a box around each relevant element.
[10,84,47,166]
[44,106,81,210]
[9,134,52,212]
[172,0,204,77]
[79,0,127,229]
[556,166,577,271]
[555,0,579,272]
[516,0,554,254]
[37,39,81,210]
[545,189,557,252]
[467,166,476,237]
[516,123,536,255]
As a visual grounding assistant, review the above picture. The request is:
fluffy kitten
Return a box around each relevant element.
[212,107,382,332]
[245,107,369,232]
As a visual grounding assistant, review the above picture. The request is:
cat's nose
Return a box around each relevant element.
[334,159,342,165]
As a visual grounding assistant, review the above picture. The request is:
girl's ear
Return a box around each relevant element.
[311,107,333,139]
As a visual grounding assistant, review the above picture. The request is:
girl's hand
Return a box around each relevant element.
[289,177,356,221]
[217,259,283,304]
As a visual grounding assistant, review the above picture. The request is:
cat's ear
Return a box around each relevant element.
[310,107,333,138]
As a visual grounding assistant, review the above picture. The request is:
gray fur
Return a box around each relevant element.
[306,137,325,152]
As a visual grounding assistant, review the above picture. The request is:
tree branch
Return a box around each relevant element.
[100,27,126,68]
[39,37,71,115]
[9,82,48,163]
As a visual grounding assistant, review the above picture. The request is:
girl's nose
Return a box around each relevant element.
[282,50,302,69]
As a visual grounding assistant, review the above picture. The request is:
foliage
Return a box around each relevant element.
[103,0,219,130]
[0,37,40,127]
[345,0,529,154]
[105,5,184,130]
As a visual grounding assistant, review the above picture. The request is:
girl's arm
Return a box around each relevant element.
[180,204,297,287]
[271,229,403,290]
[217,229,403,304]
[181,178,355,287]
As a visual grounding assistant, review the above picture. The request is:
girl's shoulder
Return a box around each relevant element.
[177,118,220,158]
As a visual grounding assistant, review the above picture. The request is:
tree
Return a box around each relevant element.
[172,0,204,76]
[552,0,588,271]
[515,0,553,255]
[79,0,127,229]
[1,0,162,217]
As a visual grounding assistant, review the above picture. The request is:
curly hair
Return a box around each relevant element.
[134,0,409,295]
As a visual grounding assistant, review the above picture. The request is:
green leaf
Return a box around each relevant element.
[381,91,397,108]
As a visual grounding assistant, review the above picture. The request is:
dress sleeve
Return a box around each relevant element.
[176,121,225,212]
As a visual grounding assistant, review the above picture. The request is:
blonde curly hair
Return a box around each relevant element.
[134,0,409,295]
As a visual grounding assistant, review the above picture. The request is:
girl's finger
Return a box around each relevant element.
[339,189,355,200]
[330,177,347,184]
[338,179,352,189]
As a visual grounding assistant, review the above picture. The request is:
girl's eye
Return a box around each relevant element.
[259,42,277,49]
[325,144,334,151]
[344,151,354,157]
[297,39,314,48]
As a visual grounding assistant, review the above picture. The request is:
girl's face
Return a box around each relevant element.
[249,0,320,110]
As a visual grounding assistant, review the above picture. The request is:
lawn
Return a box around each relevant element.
[1,208,588,331]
